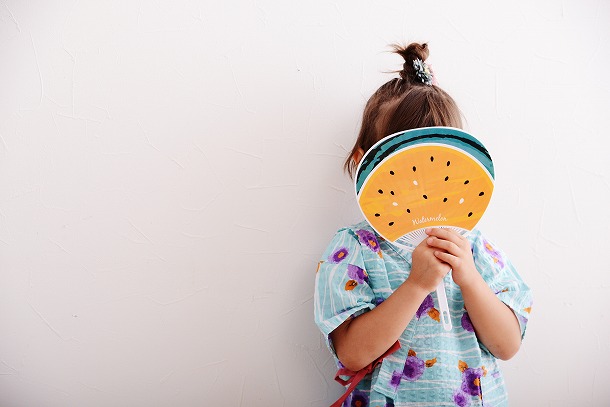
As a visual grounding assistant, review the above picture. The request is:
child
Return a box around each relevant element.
[314,43,532,407]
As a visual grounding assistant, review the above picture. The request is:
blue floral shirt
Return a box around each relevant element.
[314,221,532,407]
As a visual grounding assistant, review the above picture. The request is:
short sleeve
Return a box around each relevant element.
[470,230,533,341]
[314,228,377,357]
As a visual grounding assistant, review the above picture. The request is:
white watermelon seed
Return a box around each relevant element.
[459,198,464,204]
[413,180,418,186]
[392,202,398,206]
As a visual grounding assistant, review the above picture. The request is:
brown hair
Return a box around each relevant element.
[344,42,463,177]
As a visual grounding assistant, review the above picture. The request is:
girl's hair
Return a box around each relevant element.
[344,42,463,178]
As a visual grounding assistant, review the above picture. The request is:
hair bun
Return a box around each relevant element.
[393,43,431,83]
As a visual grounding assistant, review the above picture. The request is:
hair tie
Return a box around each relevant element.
[412,58,435,85]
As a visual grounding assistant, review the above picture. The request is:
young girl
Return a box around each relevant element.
[314,43,532,407]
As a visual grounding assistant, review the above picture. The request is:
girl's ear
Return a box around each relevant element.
[354,148,365,165]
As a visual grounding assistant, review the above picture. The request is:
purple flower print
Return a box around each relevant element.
[456,361,486,404]
[483,240,505,269]
[356,229,382,258]
[461,312,474,332]
[461,367,484,397]
[414,294,441,322]
[416,294,434,319]
[518,314,529,326]
[350,389,369,407]
[373,297,385,306]
[329,247,349,263]
[453,389,470,407]
[403,354,425,381]
[390,370,402,389]
[347,264,369,284]
[390,349,436,389]
[520,304,532,325]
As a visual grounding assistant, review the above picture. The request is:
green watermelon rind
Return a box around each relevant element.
[355,126,494,195]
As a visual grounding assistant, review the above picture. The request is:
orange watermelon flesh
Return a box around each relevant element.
[358,144,494,243]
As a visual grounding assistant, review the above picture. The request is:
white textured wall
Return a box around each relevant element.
[1,1,609,406]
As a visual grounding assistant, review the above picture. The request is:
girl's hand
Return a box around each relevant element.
[425,228,479,288]
[409,236,452,293]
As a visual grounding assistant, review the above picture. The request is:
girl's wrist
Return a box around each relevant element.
[402,276,435,299]
[455,270,486,294]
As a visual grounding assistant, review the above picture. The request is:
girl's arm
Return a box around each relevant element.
[330,242,451,372]
[426,228,522,360]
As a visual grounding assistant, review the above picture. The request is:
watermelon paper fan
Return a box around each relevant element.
[355,126,495,252]
[355,127,495,331]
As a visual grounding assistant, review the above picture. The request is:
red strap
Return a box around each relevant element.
[330,341,401,407]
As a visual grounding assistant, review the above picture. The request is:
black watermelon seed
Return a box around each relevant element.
[479,191,485,196]
[443,197,448,202]
[378,189,383,194]
[390,191,395,195]
[423,195,428,199]
[464,180,470,185]
[374,213,380,217]
[468,212,473,217]
[390,170,395,175]
[412,166,416,172]
[430,156,434,162]
[389,222,394,226]
[447,161,451,166]
[444,176,449,181]
[406,209,411,213]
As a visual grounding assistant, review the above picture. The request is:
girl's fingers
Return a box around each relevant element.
[426,236,460,256]
[425,228,468,248]
[425,227,462,242]
[434,250,461,269]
